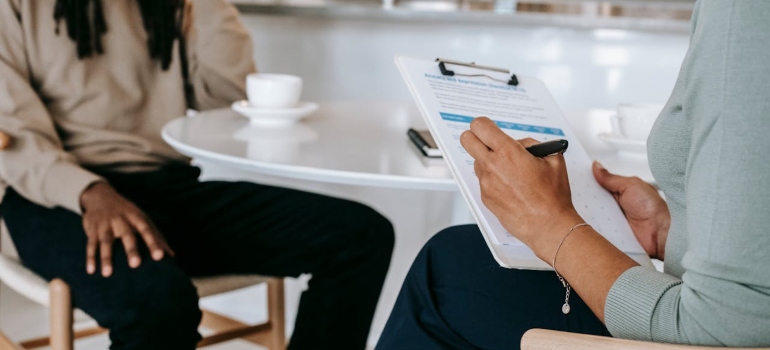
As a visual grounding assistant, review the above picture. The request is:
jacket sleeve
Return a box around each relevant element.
[603,1,770,346]
[0,0,103,214]
[186,0,257,110]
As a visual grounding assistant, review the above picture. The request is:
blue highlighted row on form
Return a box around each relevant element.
[439,112,565,136]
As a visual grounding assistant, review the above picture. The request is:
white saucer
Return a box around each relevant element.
[598,133,647,156]
[232,100,319,127]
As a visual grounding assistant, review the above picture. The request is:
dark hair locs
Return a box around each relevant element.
[53,0,185,70]
[53,0,194,108]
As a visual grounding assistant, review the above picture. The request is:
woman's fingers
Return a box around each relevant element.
[467,119,548,164]
[517,137,540,148]
[469,117,525,154]
[460,130,491,160]
[592,161,629,194]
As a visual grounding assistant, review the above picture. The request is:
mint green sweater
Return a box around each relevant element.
[604,1,770,346]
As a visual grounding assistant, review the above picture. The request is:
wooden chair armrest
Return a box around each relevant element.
[0,331,22,350]
[521,329,769,350]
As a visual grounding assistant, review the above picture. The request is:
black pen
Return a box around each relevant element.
[525,139,568,157]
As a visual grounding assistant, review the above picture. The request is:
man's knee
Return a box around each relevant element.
[99,262,202,349]
[141,279,201,328]
[365,206,395,253]
[125,269,200,329]
[344,202,396,255]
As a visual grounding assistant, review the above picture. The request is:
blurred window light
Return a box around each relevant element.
[594,46,629,67]
[606,68,623,95]
[593,29,629,41]
[538,65,572,91]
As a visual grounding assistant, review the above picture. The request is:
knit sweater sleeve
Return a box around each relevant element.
[604,1,770,346]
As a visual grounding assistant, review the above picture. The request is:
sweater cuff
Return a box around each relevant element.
[605,265,682,341]
[42,162,104,214]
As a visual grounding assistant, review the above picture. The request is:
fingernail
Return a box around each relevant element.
[130,257,140,268]
[87,265,94,274]
[153,251,164,261]
[594,161,605,170]
[102,266,112,277]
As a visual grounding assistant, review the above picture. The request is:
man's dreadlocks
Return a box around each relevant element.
[54,0,195,108]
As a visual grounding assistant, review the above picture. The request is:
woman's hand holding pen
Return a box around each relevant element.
[462,117,641,321]
[460,117,584,261]
[593,163,670,260]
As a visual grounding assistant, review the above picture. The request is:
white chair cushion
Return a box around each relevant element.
[0,253,50,306]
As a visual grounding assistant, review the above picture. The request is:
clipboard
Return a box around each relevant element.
[436,58,520,86]
[396,55,652,270]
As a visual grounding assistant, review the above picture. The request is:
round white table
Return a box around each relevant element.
[163,100,457,191]
[161,100,653,189]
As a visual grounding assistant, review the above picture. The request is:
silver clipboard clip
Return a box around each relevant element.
[436,58,519,86]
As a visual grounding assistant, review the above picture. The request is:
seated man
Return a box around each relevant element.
[0,1,393,349]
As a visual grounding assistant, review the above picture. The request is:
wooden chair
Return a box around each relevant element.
[0,131,286,349]
[521,328,770,350]
[0,255,286,349]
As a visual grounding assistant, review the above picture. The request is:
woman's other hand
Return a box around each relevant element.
[592,162,670,260]
[460,117,583,260]
[79,182,174,277]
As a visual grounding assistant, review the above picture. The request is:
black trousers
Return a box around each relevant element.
[2,165,394,350]
[376,225,610,350]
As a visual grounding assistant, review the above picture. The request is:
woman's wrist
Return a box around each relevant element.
[528,209,586,263]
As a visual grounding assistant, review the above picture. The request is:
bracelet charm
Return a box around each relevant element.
[553,222,590,315]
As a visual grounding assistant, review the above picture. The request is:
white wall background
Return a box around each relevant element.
[241,14,690,109]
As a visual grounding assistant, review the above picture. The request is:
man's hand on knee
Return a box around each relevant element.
[79,182,175,277]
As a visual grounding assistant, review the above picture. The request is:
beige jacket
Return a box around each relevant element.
[0,0,256,214]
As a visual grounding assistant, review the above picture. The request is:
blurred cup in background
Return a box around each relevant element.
[610,103,664,141]
[246,73,303,109]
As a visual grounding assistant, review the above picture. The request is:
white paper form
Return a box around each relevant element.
[396,56,651,269]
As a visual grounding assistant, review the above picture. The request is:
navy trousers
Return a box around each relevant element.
[2,165,394,350]
[376,225,610,350]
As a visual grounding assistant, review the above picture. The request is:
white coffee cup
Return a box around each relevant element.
[246,73,303,109]
[610,103,663,141]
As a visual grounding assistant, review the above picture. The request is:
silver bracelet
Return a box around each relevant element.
[552,222,589,314]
